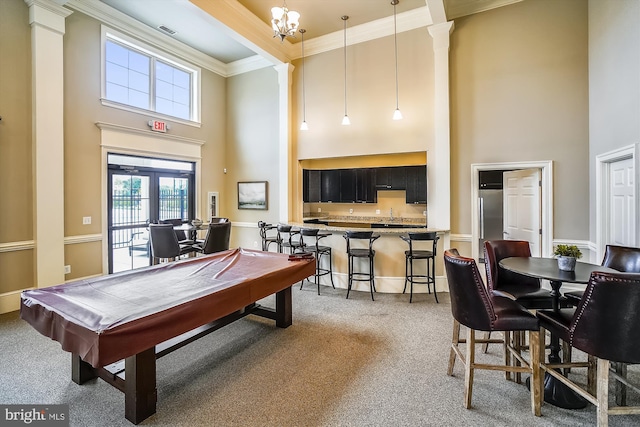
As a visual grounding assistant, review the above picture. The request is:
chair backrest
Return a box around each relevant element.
[602,245,640,272]
[298,228,320,249]
[149,223,181,259]
[344,231,378,253]
[571,271,640,364]
[443,249,495,331]
[160,218,188,241]
[210,217,229,223]
[200,221,231,254]
[484,240,540,292]
[406,231,439,255]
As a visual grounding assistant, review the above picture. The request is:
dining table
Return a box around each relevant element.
[499,256,617,409]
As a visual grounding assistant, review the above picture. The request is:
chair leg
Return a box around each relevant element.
[588,354,597,397]
[596,358,610,427]
[369,256,375,301]
[514,331,523,384]
[431,258,438,303]
[504,331,512,381]
[403,256,409,294]
[409,257,414,303]
[562,341,572,375]
[531,329,543,416]
[464,327,475,409]
[346,255,352,299]
[328,250,335,289]
[448,320,461,376]
[615,362,627,406]
[482,331,491,354]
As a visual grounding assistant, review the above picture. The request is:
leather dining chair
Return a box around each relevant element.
[564,245,640,305]
[533,271,640,426]
[444,249,542,414]
[193,221,231,255]
[160,218,195,245]
[149,223,196,263]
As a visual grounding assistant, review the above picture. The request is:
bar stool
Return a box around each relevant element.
[400,231,439,303]
[343,231,379,301]
[258,221,279,252]
[297,228,335,295]
[276,224,302,254]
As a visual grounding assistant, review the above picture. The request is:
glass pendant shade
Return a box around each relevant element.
[271,4,300,41]
[393,108,403,120]
[300,121,309,131]
[342,115,351,126]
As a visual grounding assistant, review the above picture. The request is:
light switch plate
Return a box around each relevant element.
[376,209,380,214]
[82,216,91,225]
[64,265,71,274]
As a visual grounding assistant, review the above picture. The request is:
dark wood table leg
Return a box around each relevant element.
[542,280,587,409]
[71,354,97,384]
[125,347,157,425]
[275,286,292,328]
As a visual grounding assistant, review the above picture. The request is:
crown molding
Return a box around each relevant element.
[226,55,275,77]
[445,0,523,19]
[295,6,433,60]
[66,0,228,76]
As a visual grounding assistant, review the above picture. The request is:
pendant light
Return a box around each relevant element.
[299,28,309,131]
[391,0,403,120]
[341,15,351,125]
[271,1,300,42]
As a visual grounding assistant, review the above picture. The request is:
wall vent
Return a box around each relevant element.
[158,25,176,35]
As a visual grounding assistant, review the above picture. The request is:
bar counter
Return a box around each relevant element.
[287,221,449,296]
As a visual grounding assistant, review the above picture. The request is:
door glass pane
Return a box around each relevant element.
[111,174,150,273]
[159,176,189,221]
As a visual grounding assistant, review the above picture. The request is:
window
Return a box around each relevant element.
[102,27,201,124]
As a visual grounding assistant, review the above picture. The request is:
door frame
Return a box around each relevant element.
[471,161,553,262]
[595,143,640,260]
[98,122,204,274]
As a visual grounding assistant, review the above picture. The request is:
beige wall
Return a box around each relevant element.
[226,67,280,249]
[294,28,435,160]
[0,0,34,293]
[588,0,640,242]
[450,0,589,241]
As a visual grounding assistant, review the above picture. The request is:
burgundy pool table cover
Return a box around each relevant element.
[20,248,314,368]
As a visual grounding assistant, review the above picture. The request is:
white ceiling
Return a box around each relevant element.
[97,0,521,64]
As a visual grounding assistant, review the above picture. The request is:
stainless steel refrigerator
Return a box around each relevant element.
[478,170,504,262]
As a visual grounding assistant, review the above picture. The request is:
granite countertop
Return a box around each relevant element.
[290,221,446,235]
[302,215,426,226]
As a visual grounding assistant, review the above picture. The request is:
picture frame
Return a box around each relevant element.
[207,191,219,219]
[237,181,268,210]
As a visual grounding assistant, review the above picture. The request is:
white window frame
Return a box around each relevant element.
[101,25,201,126]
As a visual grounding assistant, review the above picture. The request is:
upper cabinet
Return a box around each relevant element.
[405,165,427,204]
[303,165,426,204]
[375,166,406,190]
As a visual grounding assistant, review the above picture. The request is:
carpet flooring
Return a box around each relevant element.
[1,284,638,426]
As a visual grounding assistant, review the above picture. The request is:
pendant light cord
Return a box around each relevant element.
[301,29,306,122]
[393,1,399,110]
[342,16,348,117]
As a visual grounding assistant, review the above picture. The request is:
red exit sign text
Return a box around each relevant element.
[150,120,167,133]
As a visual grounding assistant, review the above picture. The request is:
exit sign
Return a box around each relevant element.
[149,120,167,133]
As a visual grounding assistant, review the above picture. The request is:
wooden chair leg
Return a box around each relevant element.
[482,331,491,353]
[448,320,461,376]
[587,354,597,396]
[464,327,476,409]
[615,362,627,406]
[530,330,542,416]
[596,358,610,427]
[515,331,523,384]
[504,331,512,381]
[563,341,573,375]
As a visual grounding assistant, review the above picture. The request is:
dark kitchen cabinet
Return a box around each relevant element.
[303,169,321,202]
[355,168,377,203]
[405,165,427,204]
[339,169,357,203]
[320,169,341,202]
[375,166,406,190]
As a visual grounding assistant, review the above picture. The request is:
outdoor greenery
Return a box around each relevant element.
[553,244,582,259]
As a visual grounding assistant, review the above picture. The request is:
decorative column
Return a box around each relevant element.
[25,0,72,288]
[274,63,294,223]
[427,21,454,232]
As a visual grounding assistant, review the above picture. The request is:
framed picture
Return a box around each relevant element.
[237,181,268,210]
[207,191,219,219]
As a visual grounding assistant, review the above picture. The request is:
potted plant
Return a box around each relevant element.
[553,244,582,272]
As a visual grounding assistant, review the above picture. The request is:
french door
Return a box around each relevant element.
[107,155,194,273]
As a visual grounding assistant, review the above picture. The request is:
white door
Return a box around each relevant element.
[503,168,542,256]
[608,157,635,246]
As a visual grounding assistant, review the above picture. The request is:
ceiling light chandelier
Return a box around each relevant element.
[299,28,308,131]
[271,1,300,42]
[392,0,403,120]
[341,15,351,126]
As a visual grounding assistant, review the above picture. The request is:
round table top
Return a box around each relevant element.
[499,257,617,284]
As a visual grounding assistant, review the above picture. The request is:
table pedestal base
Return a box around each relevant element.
[526,371,588,409]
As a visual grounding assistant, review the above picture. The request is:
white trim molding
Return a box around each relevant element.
[595,143,640,259]
[0,241,35,252]
[470,161,554,262]
[64,234,103,245]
